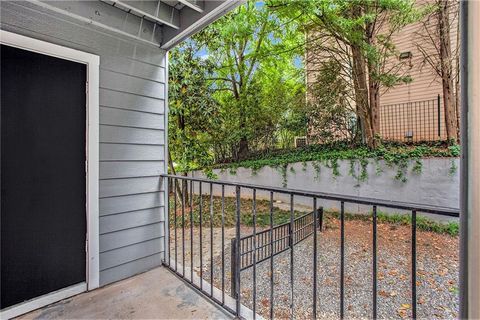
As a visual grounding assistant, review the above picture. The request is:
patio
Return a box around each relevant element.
[16,267,231,320]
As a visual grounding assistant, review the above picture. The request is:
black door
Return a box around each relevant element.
[1,44,87,309]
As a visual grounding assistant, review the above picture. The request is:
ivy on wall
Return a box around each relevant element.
[214,142,460,186]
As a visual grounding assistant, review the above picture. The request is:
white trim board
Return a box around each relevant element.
[0,283,87,320]
[0,30,100,318]
[162,51,169,263]
[161,0,246,50]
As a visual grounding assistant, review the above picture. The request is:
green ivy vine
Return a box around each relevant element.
[312,161,321,181]
[349,158,369,186]
[209,142,460,186]
[374,158,383,175]
[302,161,308,172]
[278,164,288,187]
[449,159,458,176]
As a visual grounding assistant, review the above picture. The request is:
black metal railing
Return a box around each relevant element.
[230,209,323,310]
[161,174,459,319]
[232,210,322,272]
[379,95,447,142]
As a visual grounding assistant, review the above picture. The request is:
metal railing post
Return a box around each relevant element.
[163,176,170,266]
[234,186,241,316]
[230,238,237,299]
[372,205,378,319]
[269,191,274,319]
[317,207,324,232]
[412,210,417,319]
[312,198,318,319]
[287,223,292,249]
[437,94,441,138]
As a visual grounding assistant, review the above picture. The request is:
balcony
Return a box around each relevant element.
[163,174,459,319]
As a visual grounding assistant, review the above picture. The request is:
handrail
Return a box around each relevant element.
[164,174,460,319]
[161,174,459,216]
[235,210,318,271]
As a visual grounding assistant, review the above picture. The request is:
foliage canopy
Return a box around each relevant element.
[169,0,306,171]
[168,0,456,174]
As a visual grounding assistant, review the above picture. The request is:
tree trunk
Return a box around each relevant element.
[351,43,374,147]
[237,137,249,160]
[237,99,249,160]
[438,0,458,142]
[368,80,380,145]
[174,112,189,202]
[455,53,460,139]
[371,86,380,136]
[365,17,380,147]
[349,4,376,148]
[455,6,461,139]
[168,150,183,203]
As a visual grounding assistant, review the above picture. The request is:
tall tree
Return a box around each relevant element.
[273,0,420,147]
[415,0,459,142]
[307,60,357,143]
[198,1,303,159]
[168,41,218,172]
[168,1,307,167]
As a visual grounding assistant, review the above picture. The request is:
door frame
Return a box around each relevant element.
[0,30,99,318]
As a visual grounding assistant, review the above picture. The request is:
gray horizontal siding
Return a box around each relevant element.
[100,107,164,129]
[100,69,164,99]
[100,89,164,114]
[100,223,163,253]
[100,56,165,83]
[99,161,164,179]
[100,207,163,234]
[100,176,163,198]
[0,2,165,66]
[100,125,165,145]
[99,253,162,286]
[100,192,164,216]
[100,238,164,271]
[100,144,164,161]
[1,0,167,286]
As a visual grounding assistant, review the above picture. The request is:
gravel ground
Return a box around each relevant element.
[169,218,458,319]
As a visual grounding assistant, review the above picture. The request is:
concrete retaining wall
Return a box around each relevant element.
[190,158,459,220]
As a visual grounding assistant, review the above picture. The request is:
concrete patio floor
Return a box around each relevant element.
[17,267,232,319]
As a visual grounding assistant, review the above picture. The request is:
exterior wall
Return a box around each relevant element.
[379,0,459,141]
[380,0,459,104]
[191,158,459,221]
[380,23,444,105]
[1,1,166,286]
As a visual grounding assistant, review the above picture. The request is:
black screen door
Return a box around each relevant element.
[1,44,87,309]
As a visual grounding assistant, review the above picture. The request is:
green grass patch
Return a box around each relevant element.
[169,195,308,228]
[324,209,458,236]
[377,212,458,236]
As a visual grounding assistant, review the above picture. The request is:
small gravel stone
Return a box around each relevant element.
[170,218,458,319]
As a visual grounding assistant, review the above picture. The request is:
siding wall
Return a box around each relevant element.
[380,0,459,104]
[1,1,167,286]
[377,0,459,141]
